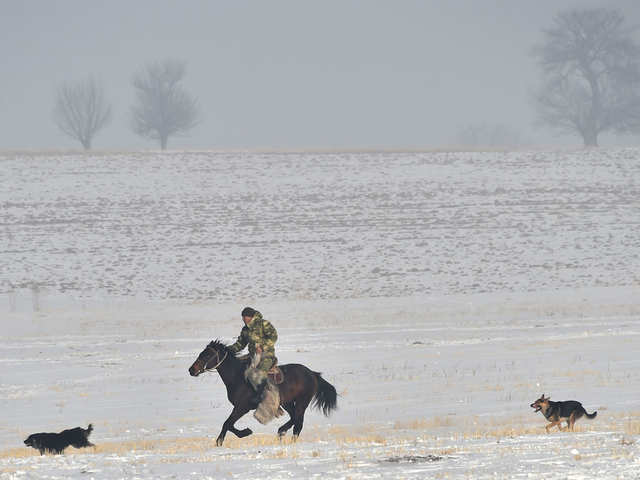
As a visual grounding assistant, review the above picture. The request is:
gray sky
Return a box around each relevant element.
[2,0,640,150]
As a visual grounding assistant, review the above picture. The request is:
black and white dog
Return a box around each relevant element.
[24,424,94,455]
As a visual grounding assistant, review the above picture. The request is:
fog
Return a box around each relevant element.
[2,0,640,150]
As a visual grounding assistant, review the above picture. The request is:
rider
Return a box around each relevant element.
[228,307,278,405]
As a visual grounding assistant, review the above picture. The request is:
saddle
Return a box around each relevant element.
[239,355,284,384]
[267,362,284,385]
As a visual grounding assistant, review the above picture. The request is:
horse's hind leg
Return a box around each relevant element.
[292,396,313,441]
[292,414,305,441]
[216,405,251,447]
[278,403,296,439]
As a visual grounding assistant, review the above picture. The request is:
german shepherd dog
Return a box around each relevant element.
[24,424,94,455]
[530,394,597,432]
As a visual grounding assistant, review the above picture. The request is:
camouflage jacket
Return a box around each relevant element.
[229,311,278,358]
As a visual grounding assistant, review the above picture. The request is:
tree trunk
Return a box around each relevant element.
[584,71,601,148]
[582,129,598,147]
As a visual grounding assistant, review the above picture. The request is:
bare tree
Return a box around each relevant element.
[532,8,640,146]
[455,123,525,148]
[53,77,112,150]
[131,59,200,150]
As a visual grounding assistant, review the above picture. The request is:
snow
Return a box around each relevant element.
[1,149,639,478]
[2,149,639,300]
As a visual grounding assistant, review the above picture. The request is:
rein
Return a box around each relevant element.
[202,348,228,374]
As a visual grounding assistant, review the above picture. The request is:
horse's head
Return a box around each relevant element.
[188,341,228,377]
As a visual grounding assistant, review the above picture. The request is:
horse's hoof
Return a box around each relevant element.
[292,434,299,443]
[216,437,224,447]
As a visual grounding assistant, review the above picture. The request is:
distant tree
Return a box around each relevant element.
[53,77,112,150]
[130,59,200,150]
[455,123,524,148]
[532,8,640,147]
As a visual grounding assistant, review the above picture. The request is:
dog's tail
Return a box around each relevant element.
[585,411,597,420]
[86,424,94,434]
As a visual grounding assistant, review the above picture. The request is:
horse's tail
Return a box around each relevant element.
[311,372,337,416]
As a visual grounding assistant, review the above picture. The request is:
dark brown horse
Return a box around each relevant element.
[188,340,337,446]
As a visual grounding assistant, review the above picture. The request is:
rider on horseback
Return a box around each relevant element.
[228,307,278,405]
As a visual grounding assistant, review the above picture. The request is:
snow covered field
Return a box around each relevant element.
[2,149,639,300]
[1,150,639,478]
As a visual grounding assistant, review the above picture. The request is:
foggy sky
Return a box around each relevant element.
[2,0,640,150]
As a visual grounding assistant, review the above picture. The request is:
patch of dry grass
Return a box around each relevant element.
[391,412,615,439]
[623,422,640,435]
[394,417,455,430]
[588,410,640,435]
[462,426,543,439]
[620,413,640,435]
[3,411,639,462]
[0,447,33,459]
[0,437,222,459]
[0,431,390,461]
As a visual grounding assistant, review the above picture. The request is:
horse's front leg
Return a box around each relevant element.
[216,405,252,446]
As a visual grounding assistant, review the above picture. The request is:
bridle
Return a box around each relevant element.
[200,345,228,374]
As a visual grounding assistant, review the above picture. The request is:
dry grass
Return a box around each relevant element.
[0,439,197,459]
[391,412,614,440]
[621,416,640,435]
[4,411,639,462]
[624,422,640,435]
[462,426,543,439]
[0,447,33,459]
[552,368,601,378]
[592,410,640,434]
[394,417,455,430]
[0,431,388,461]
[0,437,226,459]
[481,384,505,391]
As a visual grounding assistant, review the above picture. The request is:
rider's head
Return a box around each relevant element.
[241,307,256,325]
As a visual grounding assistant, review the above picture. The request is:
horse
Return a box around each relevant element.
[188,340,337,446]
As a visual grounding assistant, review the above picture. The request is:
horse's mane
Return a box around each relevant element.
[207,339,239,359]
